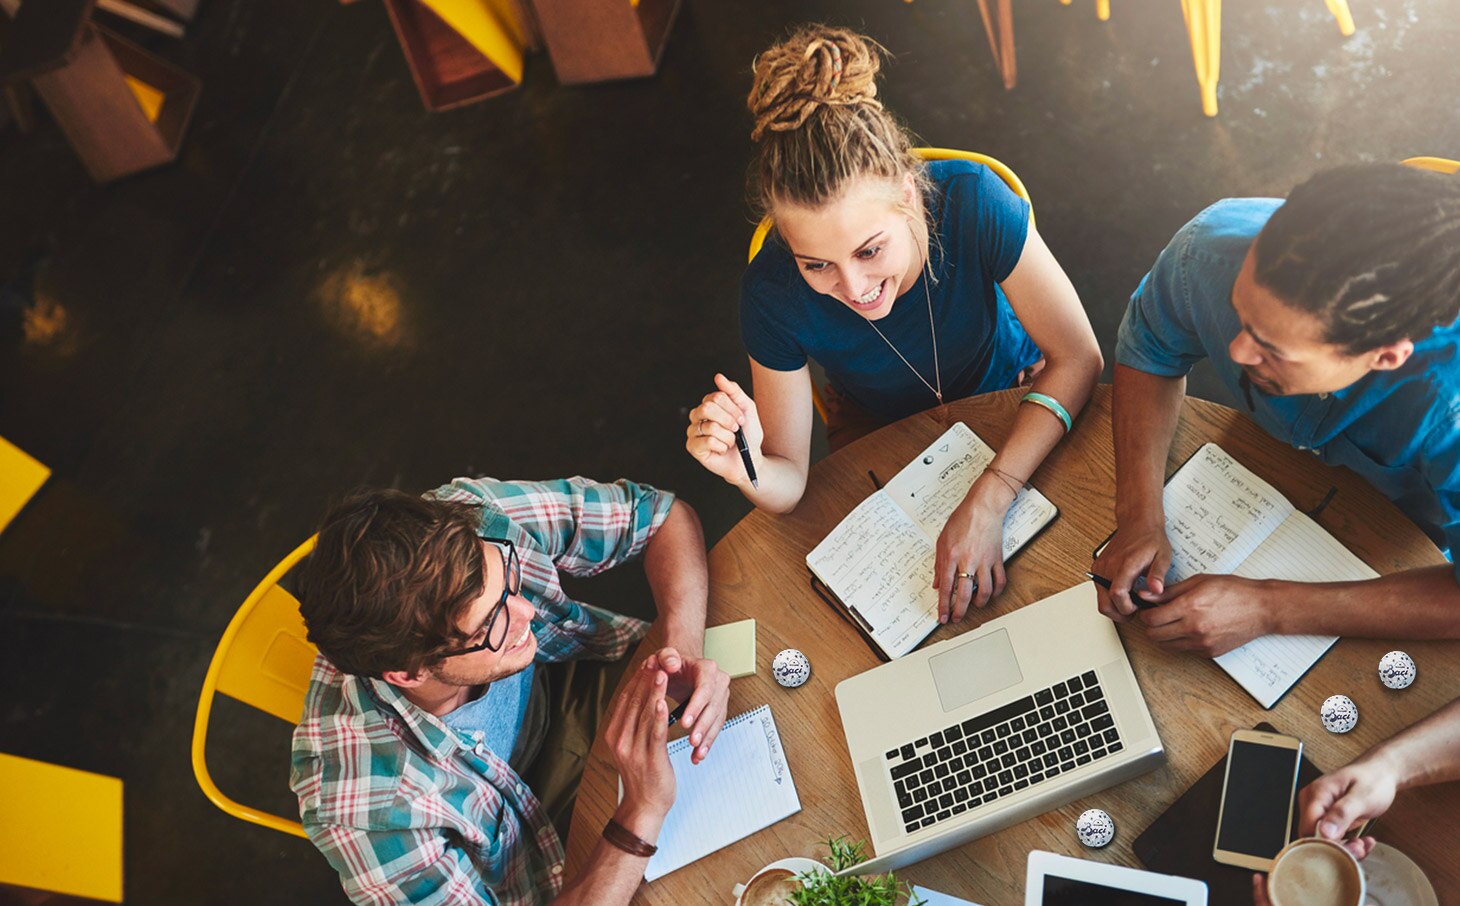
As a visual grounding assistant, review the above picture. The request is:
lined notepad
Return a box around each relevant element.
[643,705,800,881]
[806,422,1058,659]
[1162,444,1378,708]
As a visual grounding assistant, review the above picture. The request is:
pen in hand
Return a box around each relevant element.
[1084,571,1158,608]
[735,427,759,489]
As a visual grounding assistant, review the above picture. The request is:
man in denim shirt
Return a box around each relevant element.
[1093,163,1460,656]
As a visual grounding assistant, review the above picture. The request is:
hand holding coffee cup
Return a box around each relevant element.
[1257,837,1368,906]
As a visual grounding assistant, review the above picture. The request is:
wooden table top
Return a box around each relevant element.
[567,385,1459,905]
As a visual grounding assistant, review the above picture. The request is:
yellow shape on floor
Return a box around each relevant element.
[0,753,124,903]
[0,436,49,532]
[125,74,165,123]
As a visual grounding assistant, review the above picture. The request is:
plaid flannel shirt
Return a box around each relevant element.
[290,477,673,906]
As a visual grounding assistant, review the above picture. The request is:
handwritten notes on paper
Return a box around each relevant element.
[645,705,800,881]
[1165,444,1377,708]
[807,423,1058,659]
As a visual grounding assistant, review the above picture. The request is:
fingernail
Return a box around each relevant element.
[1320,821,1339,838]
[691,732,701,745]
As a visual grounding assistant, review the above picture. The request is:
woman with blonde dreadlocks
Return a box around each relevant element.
[684,25,1102,623]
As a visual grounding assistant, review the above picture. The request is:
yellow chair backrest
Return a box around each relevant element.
[192,535,318,838]
[748,147,1034,263]
[1403,156,1460,175]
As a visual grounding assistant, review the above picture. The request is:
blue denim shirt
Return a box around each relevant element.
[1117,197,1460,578]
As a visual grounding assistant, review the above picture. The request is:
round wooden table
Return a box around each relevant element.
[567,386,1460,904]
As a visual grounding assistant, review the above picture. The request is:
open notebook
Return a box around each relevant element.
[806,422,1058,660]
[1158,443,1378,708]
[642,705,800,882]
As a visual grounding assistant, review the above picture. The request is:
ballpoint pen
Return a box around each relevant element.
[735,427,759,489]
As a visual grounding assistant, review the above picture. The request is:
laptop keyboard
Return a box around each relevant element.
[884,670,1124,834]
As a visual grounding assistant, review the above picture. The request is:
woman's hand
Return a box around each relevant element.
[934,472,1017,622]
[685,373,762,486]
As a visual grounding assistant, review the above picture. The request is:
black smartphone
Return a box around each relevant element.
[1213,728,1304,870]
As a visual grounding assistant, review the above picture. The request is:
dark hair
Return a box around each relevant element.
[295,489,485,678]
[1254,163,1460,354]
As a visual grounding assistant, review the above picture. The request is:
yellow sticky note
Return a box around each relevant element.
[703,619,756,678]
[125,75,164,123]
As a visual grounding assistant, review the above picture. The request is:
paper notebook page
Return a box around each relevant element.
[805,492,940,659]
[882,422,1056,560]
[1215,511,1379,708]
[1164,444,1294,581]
[644,705,800,882]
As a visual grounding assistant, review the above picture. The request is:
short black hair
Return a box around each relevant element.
[1254,163,1460,354]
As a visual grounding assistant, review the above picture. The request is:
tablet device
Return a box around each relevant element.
[1025,851,1208,905]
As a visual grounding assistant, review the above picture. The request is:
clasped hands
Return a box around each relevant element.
[1092,520,1275,657]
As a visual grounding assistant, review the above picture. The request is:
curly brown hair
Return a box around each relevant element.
[296,489,486,678]
[747,24,930,217]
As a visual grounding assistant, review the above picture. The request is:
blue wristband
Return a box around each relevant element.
[1022,391,1072,433]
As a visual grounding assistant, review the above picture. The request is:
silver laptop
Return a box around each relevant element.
[835,583,1164,875]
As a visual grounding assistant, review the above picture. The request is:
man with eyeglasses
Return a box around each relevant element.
[289,476,730,906]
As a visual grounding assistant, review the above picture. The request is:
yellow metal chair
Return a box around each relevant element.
[0,435,50,534]
[0,753,124,902]
[1403,156,1459,175]
[746,147,1035,423]
[1079,0,1356,117]
[191,535,318,839]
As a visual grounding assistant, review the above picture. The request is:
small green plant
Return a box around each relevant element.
[788,836,925,906]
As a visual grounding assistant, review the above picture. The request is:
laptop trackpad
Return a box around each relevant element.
[928,629,1022,713]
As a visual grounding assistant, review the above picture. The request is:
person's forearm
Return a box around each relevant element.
[552,806,665,905]
[1113,365,1185,526]
[985,352,1102,486]
[730,450,809,515]
[1264,566,1460,642]
[644,500,709,658]
[1362,696,1460,791]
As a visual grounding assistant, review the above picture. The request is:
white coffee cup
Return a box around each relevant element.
[732,857,828,906]
[1268,836,1367,906]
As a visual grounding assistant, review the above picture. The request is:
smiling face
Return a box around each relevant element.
[774,174,927,322]
[426,541,538,688]
[1228,244,1412,396]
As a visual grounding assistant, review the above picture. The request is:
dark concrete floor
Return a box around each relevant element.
[1,0,1457,902]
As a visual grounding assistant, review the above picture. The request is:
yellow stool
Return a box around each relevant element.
[0,436,49,533]
[192,536,318,838]
[0,753,123,903]
[1076,0,1357,117]
[1403,156,1459,175]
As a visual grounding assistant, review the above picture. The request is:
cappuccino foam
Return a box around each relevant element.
[1271,842,1363,906]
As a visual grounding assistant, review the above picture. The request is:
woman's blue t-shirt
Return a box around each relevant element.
[739,159,1041,422]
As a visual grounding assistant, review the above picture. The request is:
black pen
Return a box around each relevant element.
[667,699,689,727]
[735,427,759,489]
[1084,572,1159,609]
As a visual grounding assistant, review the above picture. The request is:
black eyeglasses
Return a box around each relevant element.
[440,537,521,657]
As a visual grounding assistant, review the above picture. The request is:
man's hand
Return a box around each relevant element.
[603,664,676,838]
[1092,519,1172,622]
[1298,757,1393,857]
[643,646,730,765]
[1135,574,1273,656]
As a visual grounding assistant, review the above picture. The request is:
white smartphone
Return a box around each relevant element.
[1213,728,1304,870]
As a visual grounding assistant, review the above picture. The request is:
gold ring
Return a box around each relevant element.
[956,571,976,582]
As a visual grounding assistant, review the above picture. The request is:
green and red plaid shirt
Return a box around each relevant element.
[290,477,673,906]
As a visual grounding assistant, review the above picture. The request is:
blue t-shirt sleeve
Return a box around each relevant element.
[740,247,809,371]
[1419,411,1460,581]
[950,164,1031,284]
[1115,216,1210,377]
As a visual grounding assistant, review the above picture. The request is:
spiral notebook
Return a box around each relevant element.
[806,422,1058,660]
[642,704,800,882]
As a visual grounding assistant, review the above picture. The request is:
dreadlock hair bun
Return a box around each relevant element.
[747,24,925,216]
[1256,163,1460,353]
